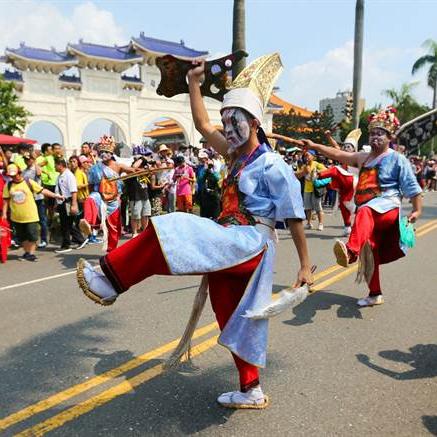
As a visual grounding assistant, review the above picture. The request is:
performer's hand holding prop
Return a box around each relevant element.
[243,266,316,320]
[156,51,248,101]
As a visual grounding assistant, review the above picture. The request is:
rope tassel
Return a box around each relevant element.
[164,275,209,370]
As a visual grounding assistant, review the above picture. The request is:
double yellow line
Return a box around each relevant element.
[2,219,436,436]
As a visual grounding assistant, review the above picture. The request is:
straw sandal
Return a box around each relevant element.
[333,240,349,268]
[76,258,117,306]
[217,391,269,410]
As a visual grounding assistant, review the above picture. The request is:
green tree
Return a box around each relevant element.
[306,106,335,144]
[0,76,30,135]
[273,108,309,141]
[382,82,429,124]
[412,39,437,109]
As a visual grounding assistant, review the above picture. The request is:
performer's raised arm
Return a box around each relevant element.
[187,61,228,156]
[301,139,361,168]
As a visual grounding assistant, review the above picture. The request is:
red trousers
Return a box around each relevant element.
[339,200,353,227]
[101,225,262,391]
[83,197,121,252]
[347,207,401,295]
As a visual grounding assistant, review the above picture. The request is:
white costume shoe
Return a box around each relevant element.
[217,386,269,409]
[343,226,352,237]
[76,258,118,306]
[357,295,384,307]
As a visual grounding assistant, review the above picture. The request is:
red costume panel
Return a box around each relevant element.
[319,166,356,227]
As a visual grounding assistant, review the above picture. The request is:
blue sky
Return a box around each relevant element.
[2,0,437,142]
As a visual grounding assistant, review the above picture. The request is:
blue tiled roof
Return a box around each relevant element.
[3,70,23,81]
[5,43,76,63]
[132,32,208,58]
[68,41,142,61]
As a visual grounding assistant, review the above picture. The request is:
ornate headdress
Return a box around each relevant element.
[221,53,283,123]
[368,106,400,135]
[98,135,116,153]
[343,128,362,150]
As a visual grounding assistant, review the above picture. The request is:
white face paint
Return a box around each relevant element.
[221,108,251,152]
[99,151,113,162]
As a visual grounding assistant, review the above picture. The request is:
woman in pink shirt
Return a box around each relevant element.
[173,156,195,212]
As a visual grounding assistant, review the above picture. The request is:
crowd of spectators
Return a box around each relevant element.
[0,140,224,262]
[1,136,435,263]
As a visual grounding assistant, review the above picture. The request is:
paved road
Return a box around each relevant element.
[1,194,436,436]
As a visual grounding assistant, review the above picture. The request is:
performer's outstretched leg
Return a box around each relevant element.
[77,224,170,305]
[334,206,374,267]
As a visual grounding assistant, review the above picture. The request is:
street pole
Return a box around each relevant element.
[232,0,246,79]
[352,0,364,129]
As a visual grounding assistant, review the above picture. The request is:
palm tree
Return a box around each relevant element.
[412,39,437,154]
[352,0,364,129]
[232,0,246,79]
[412,39,437,109]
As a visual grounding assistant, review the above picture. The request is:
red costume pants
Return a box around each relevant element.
[83,197,121,252]
[101,225,262,392]
[339,200,353,227]
[347,206,400,295]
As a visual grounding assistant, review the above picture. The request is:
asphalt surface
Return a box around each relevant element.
[0,193,436,436]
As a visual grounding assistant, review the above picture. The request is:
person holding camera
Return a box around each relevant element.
[197,154,221,219]
[298,150,326,230]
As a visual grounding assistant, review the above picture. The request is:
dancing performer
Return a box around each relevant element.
[300,107,422,307]
[76,54,313,409]
[318,129,361,236]
[79,136,138,252]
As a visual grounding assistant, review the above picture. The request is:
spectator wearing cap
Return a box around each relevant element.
[2,163,63,261]
[78,155,92,175]
[23,153,48,248]
[157,144,176,213]
[54,158,86,253]
[297,150,326,231]
[126,156,151,237]
[173,155,195,213]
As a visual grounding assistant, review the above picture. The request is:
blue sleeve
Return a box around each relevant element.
[398,155,422,198]
[263,155,305,220]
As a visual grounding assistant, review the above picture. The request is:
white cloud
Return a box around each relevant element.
[285,41,434,111]
[0,1,126,54]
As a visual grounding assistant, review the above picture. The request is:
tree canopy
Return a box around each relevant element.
[0,76,30,135]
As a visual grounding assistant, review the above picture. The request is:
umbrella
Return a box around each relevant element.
[0,134,37,145]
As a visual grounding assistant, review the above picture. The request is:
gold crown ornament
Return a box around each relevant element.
[222,53,283,123]
[368,107,400,135]
[344,128,362,150]
[98,135,116,153]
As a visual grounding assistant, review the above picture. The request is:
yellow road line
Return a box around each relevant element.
[4,219,436,433]
[0,323,218,431]
[0,262,345,431]
[416,219,437,232]
[15,336,219,437]
[416,223,437,237]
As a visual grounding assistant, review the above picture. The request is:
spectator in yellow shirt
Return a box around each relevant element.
[2,164,63,261]
[69,155,89,206]
[299,150,326,231]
